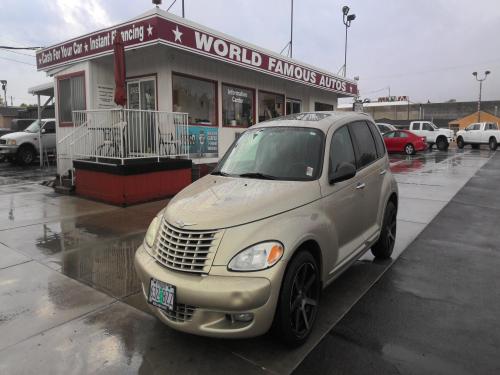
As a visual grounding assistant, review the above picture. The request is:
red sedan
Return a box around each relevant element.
[383,130,427,155]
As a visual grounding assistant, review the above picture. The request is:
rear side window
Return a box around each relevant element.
[399,131,409,138]
[329,126,356,178]
[348,121,378,169]
[367,122,386,157]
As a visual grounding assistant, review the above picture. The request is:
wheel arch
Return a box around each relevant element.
[290,239,323,288]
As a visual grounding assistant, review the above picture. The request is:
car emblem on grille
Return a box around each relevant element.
[175,220,195,228]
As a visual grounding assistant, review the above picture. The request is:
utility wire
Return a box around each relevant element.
[0,48,35,58]
[0,55,36,66]
[0,45,42,50]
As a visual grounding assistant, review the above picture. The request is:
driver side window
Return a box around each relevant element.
[423,123,433,131]
[329,126,356,178]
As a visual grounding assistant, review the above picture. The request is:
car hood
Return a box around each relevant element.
[164,175,322,230]
[0,131,31,140]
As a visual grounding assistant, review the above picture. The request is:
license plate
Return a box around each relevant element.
[148,278,176,311]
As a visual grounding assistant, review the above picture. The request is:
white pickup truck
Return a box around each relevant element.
[0,119,56,165]
[456,122,500,151]
[408,121,454,151]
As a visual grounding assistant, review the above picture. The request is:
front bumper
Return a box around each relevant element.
[0,146,18,155]
[134,245,282,338]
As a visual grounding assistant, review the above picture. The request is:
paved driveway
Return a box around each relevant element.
[0,149,494,374]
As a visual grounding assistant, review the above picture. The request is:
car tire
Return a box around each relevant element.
[371,201,397,259]
[404,143,415,155]
[489,138,498,151]
[17,145,35,166]
[457,137,465,149]
[273,250,321,347]
[436,137,448,151]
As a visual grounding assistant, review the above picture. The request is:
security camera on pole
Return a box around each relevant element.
[341,6,356,77]
[472,70,491,122]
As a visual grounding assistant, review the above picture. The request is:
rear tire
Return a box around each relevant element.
[273,250,321,347]
[404,143,415,155]
[371,201,397,259]
[457,137,465,149]
[489,138,498,151]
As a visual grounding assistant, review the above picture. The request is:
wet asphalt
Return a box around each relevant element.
[0,147,496,374]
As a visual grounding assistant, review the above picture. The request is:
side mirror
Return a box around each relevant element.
[41,128,46,134]
[330,162,356,184]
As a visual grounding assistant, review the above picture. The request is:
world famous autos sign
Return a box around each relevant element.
[36,14,358,97]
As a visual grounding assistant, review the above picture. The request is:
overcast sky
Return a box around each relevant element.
[0,0,499,105]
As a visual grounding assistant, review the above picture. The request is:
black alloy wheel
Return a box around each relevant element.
[274,251,320,347]
[489,138,498,151]
[371,201,397,259]
[404,143,415,155]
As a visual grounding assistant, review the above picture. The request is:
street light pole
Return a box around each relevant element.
[342,6,356,77]
[472,70,490,122]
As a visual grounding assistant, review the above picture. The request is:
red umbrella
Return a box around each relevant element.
[113,32,127,106]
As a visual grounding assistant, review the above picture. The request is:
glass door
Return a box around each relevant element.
[126,78,156,156]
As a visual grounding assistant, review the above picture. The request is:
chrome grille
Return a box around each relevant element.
[160,304,197,322]
[154,220,222,274]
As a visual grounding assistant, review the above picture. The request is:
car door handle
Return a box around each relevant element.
[379,169,387,175]
[356,182,366,190]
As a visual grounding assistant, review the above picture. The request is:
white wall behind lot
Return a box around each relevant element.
[52,44,340,170]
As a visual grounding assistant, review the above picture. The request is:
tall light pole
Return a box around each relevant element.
[342,6,356,77]
[472,70,490,122]
[0,80,6,107]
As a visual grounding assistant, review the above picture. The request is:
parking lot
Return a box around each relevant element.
[0,147,497,374]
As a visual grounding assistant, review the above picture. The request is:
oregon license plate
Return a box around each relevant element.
[148,278,176,311]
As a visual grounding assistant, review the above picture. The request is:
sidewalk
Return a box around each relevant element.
[295,153,500,375]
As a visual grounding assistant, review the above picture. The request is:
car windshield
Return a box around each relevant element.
[213,127,324,181]
[24,120,41,133]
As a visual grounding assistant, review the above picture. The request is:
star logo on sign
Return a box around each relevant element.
[172,25,183,43]
[147,24,153,37]
[84,43,88,52]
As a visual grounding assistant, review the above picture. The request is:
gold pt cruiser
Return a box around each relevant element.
[135,112,398,346]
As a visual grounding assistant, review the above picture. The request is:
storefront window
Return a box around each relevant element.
[286,98,301,115]
[58,72,85,125]
[258,91,284,122]
[173,73,217,125]
[127,78,156,110]
[222,84,254,127]
[314,102,334,111]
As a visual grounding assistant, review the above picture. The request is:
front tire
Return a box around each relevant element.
[17,145,35,165]
[457,137,465,149]
[371,201,397,259]
[404,143,415,155]
[489,138,498,151]
[273,250,320,347]
[436,137,448,151]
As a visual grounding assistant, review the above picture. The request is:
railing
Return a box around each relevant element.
[57,109,189,184]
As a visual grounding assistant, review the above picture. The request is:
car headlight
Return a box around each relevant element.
[144,216,161,249]
[228,241,284,272]
[6,139,16,145]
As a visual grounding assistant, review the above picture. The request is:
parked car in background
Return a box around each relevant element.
[383,130,426,155]
[456,122,500,150]
[376,122,397,134]
[135,112,399,346]
[408,121,453,150]
[0,119,56,165]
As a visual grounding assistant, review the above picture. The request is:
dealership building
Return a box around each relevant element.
[36,7,358,204]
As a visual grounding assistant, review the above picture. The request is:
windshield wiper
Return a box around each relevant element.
[211,171,230,176]
[238,172,277,180]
